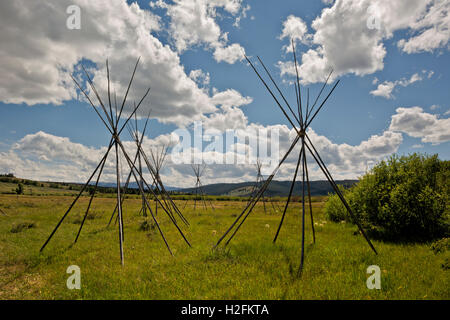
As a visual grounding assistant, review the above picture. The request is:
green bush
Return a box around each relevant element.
[16,183,24,195]
[430,238,449,254]
[10,222,36,233]
[324,153,449,241]
[324,185,352,222]
[139,220,155,232]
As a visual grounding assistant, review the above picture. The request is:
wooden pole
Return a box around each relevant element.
[304,149,316,244]
[40,141,114,252]
[214,135,300,249]
[298,141,306,276]
[273,146,303,243]
[115,141,124,266]
[74,153,109,243]
[304,137,377,254]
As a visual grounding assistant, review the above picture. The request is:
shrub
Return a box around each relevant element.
[430,238,449,254]
[71,211,102,224]
[324,153,449,241]
[11,222,36,233]
[139,220,155,232]
[16,183,24,195]
[324,186,349,222]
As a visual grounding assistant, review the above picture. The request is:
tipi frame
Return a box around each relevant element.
[184,164,215,211]
[149,145,168,216]
[40,59,191,265]
[247,159,279,214]
[214,42,377,276]
[124,120,188,226]
[107,110,152,228]
[128,113,149,217]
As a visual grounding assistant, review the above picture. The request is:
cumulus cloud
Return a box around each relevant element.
[370,73,423,99]
[297,128,403,179]
[213,43,245,64]
[1,114,408,186]
[197,88,253,131]
[397,0,450,53]
[210,88,253,109]
[150,0,246,64]
[430,104,440,110]
[278,0,447,84]
[233,4,251,27]
[0,0,254,127]
[189,69,210,87]
[6,106,448,185]
[0,0,155,105]
[389,106,450,144]
[279,15,311,51]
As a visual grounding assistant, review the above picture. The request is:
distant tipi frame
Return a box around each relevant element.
[214,41,377,276]
[184,164,215,211]
[121,111,188,225]
[247,159,280,214]
[149,145,169,216]
[126,112,150,218]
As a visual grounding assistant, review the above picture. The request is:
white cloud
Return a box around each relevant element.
[150,0,246,64]
[279,15,311,51]
[430,104,440,110]
[0,0,254,127]
[1,118,405,186]
[0,1,205,118]
[7,107,448,186]
[370,81,396,99]
[213,43,245,64]
[233,4,251,27]
[389,106,450,144]
[425,70,435,78]
[210,88,252,108]
[370,73,423,99]
[397,0,450,53]
[278,0,447,84]
[189,69,210,87]
[202,106,248,131]
[202,89,253,131]
[300,128,403,178]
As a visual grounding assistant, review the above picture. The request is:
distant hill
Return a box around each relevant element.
[1,174,357,197]
[97,182,179,191]
[177,179,358,197]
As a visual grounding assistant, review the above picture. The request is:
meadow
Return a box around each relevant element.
[0,192,448,300]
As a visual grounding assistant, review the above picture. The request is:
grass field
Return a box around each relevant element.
[0,193,448,300]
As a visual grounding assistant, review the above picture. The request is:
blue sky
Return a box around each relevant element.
[0,0,449,186]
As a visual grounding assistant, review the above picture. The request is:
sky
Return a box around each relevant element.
[0,0,449,187]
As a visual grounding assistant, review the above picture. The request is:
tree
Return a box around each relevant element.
[325,153,449,241]
[16,183,24,195]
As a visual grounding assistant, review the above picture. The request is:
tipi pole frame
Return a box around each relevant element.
[41,58,191,265]
[214,41,377,276]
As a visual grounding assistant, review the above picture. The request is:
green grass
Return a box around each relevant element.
[0,180,81,196]
[0,194,448,299]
